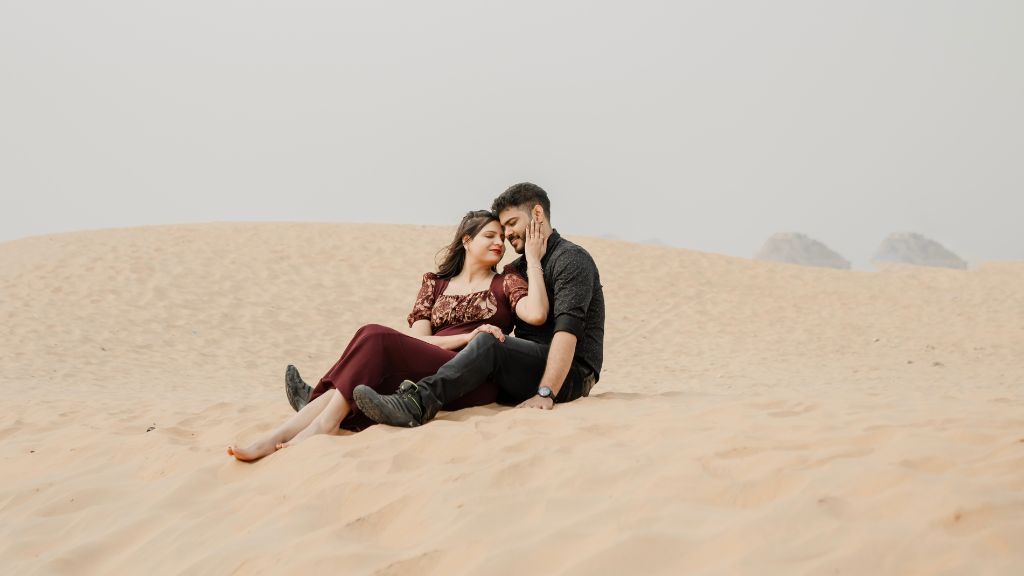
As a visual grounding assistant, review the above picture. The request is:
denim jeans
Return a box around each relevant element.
[415,334,594,420]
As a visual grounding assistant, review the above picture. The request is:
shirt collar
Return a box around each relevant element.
[542,229,562,265]
[514,229,561,271]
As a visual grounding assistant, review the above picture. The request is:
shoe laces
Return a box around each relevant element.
[396,380,419,397]
[394,380,426,415]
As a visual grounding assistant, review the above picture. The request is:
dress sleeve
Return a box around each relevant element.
[502,269,529,311]
[407,273,438,327]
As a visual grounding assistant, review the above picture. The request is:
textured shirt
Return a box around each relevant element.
[505,230,605,380]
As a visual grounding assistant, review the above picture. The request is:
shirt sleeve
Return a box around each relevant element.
[502,270,529,311]
[407,273,438,327]
[550,249,595,339]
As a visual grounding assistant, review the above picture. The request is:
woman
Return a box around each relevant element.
[227,210,548,461]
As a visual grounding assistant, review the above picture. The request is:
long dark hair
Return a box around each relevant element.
[436,210,499,279]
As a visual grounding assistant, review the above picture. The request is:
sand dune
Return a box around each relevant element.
[1,223,1022,575]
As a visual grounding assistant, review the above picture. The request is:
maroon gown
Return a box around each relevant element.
[308,269,528,431]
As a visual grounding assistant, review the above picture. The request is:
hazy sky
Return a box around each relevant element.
[3,1,1022,267]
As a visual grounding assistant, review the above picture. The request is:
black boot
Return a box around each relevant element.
[285,365,312,412]
[353,381,427,427]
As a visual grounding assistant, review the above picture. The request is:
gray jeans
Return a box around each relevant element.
[415,334,595,420]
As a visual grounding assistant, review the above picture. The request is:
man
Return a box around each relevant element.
[352,182,605,427]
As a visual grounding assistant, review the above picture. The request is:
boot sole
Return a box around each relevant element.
[285,365,311,412]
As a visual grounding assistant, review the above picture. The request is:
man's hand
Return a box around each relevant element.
[469,324,505,343]
[516,395,554,410]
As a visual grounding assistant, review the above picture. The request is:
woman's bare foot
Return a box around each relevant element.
[276,422,343,450]
[226,438,279,462]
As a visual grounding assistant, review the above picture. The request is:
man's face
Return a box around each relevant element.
[498,206,532,255]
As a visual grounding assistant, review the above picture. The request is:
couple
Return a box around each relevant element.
[227,183,605,461]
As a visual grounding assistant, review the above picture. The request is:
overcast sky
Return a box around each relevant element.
[2,1,1022,268]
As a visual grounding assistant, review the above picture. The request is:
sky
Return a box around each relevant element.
[2,1,1022,268]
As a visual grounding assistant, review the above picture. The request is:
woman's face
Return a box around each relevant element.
[465,220,506,267]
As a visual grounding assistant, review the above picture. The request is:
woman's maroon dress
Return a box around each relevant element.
[308,271,528,431]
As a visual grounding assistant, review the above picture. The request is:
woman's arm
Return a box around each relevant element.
[514,218,550,326]
[406,273,471,350]
[407,319,473,351]
[515,265,548,325]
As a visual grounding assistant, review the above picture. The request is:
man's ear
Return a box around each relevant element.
[532,204,545,224]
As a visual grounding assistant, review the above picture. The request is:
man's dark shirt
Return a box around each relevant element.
[506,230,605,381]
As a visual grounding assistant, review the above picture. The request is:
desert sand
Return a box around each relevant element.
[1,222,1022,575]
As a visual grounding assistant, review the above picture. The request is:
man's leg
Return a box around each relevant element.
[419,335,549,413]
[495,358,592,404]
[354,335,549,426]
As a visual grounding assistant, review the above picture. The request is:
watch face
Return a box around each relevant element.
[538,386,553,398]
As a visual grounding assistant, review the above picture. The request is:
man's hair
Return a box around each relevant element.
[491,182,551,221]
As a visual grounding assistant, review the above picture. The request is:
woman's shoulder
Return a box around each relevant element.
[499,262,524,277]
[497,265,528,303]
[413,272,443,303]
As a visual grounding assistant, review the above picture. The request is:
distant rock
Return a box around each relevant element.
[871,233,967,270]
[755,233,850,270]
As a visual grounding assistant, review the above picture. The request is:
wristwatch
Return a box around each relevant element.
[537,386,555,404]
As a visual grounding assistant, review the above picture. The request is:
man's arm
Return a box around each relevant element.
[517,331,576,410]
[517,248,595,410]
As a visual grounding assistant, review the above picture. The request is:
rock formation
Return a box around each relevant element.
[755,233,851,269]
[871,233,967,270]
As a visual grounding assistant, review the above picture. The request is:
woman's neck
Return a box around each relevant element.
[457,260,494,284]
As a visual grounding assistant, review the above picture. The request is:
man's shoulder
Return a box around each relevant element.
[549,237,598,269]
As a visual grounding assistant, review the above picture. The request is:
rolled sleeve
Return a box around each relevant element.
[550,250,595,339]
[553,315,586,338]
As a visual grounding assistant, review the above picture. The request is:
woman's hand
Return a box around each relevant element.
[524,218,547,266]
[515,217,550,326]
[469,324,506,343]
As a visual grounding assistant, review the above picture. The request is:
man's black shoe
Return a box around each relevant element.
[353,381,425,427]
[285,365,312,412]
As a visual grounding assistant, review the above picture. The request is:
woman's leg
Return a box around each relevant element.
[276,389,351,449]
[310,324,459,430]
[226,388,336,462]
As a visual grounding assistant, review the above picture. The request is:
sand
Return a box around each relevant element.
[1,222,1022,575]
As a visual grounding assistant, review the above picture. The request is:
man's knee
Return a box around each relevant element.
[464,333,501,356]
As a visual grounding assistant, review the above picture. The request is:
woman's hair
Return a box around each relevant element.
[436,210,499,279]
